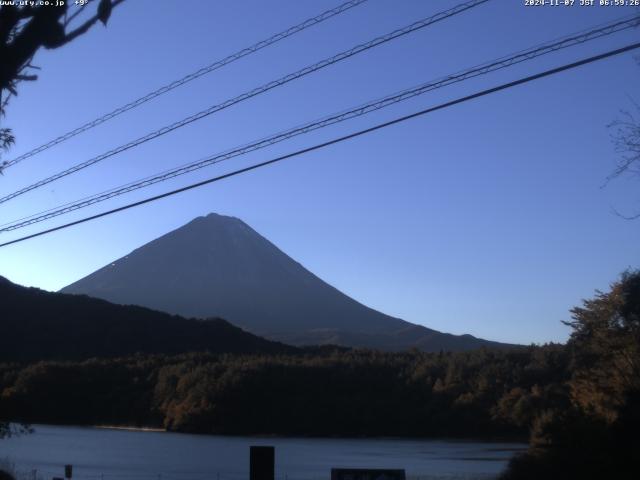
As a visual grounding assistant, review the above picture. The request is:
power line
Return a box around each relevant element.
[1,41,638,249]
[0,0,490,205]
[1,13,638,232]
[1,0,370,170]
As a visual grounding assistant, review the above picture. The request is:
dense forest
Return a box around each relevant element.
[1,271,639,479]
[0,345,567,438]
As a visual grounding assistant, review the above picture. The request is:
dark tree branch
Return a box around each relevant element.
[15,74,38,81]
[0,1,125,96]
[611,206,640,221]
[605,63,640,219]
[0,1,124,174]
[56,0,125,47]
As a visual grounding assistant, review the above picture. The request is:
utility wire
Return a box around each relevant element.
[1,14,638,232]
[0,0,490,206]
[1,41,638,249]
[1,0,370,170]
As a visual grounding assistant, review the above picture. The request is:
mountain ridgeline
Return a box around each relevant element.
[0,275,292,362]
[61,213,513,352]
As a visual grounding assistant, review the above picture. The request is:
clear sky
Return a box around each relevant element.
[0,0,639,345]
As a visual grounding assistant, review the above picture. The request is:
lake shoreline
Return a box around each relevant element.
[94,425,166,432]
[1,424,527,480]
[25,422,529,444]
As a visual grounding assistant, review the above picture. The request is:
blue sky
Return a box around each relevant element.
[0,0,639,344]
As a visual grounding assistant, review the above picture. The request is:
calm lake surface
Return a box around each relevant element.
[0,425,526,480]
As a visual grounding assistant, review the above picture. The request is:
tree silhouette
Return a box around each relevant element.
[0,468,15,480]
[607,61,640,219]
[0,0,125,171]
[500,270,640,480]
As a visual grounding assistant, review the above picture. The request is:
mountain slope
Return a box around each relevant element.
[61,213,514,352]
[0,275,293,361]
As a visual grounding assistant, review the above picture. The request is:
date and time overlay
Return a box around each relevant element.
[525,0,639,6]
[1,0,640,8]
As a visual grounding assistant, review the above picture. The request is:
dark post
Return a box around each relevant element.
[250,446,274,480]
[64,466,72,480]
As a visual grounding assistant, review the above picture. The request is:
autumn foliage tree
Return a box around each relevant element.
[501,270,640,480]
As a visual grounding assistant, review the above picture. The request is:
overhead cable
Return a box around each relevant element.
[2,40,638,248]
[1,0,370,169]
[2,13,638,232]
[0,0,490,205]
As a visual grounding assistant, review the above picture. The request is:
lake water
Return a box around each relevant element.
[0,425,526,480]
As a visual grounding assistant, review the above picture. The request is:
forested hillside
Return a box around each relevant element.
[1,272,638,480]
[0,276,292,361]
[0,346,563,438]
